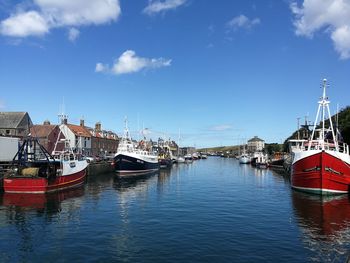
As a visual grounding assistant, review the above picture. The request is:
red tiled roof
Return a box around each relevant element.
[67,124,91,137]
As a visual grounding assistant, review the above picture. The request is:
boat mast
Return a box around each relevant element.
[323,80,338,151]
[308,79,337,151]
[123,116,131,141]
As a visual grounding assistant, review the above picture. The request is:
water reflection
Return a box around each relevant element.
[1,186,85,213]
[0,186,85,261]
[113,172,158,194]
[292,192,350,262]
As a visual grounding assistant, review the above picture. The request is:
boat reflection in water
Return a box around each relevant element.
[113,171,158,194]
[292,192,350,262]
[1,185,85,212]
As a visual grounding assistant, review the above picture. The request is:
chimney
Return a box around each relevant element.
[80,119,85,127]
[95,122,101,132]
[63,118,68,125]
[43,120,51,125]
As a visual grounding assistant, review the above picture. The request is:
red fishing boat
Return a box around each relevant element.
[3,129,88,194]
[291,79,350,194]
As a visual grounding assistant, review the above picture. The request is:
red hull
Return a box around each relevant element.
[292,151,350,194]
[3,169,87,194]
[2,186,85,209]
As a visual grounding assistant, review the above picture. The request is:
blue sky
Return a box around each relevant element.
[1,0,350,148]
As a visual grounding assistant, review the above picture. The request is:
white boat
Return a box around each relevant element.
[239,154,251,164]
[239,144,251,164]
[175,156,185,163]
[113,119,159,176]
[255,152,269,168]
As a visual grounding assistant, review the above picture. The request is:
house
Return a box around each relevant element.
[59,118,92,156]
[0,112,32,138]
[30,120,65,154]
[247,136,265,152]
[88,122,119,156]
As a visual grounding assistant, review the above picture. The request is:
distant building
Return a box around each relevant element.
[88,121,119,156]
[247,136,265,152]
[0,112,32,138]
[181,147,196,155]
[30,121,65,154]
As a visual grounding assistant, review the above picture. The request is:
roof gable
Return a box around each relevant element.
[0,112,31,129]
[30,125,57,138]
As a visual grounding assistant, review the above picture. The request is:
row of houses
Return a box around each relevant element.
[0,112,119,157]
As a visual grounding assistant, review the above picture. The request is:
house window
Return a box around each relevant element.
[6,130,10,135]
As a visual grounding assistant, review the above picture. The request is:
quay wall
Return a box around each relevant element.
[87,162,114,176]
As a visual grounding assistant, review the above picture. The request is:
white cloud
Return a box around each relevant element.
[227,15,260,30]
[331,25,350,59]
[96,50,171,75]
[143,0,186,15]
[0,11,49,37]
[35,0,121,26]
[68,27,79,42]
[95,62,108,73]
[0,0,121,39]
[291,0,350,59]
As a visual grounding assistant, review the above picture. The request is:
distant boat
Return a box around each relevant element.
[269,152,286,170]
[239,154,251,164]
[291,79,350,195]
[184,154,193,163]
[255,152,269,169]
[239,145,251,164]
[158,152,172,168]
[175,156,185,163]
[4,125,88,194]
[113,119,159,176]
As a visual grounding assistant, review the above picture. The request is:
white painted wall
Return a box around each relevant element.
[0,137,19,161]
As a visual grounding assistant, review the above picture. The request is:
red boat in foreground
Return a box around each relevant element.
[4,133,88,194]
[291,79,350,195]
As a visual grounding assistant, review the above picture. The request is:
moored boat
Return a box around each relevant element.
[184,154,193,163]
[291,79,350,195]
[158,154,172,169]
[239,154,251,164]
[255,152,269,169]
[3,134,88,194]
[113,119,159,176]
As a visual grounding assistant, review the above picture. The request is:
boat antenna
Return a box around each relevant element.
[58,97,68,124]
[124,116,131,141]
[297,117,300,140]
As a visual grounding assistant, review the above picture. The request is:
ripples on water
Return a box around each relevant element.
[1,157,350,262]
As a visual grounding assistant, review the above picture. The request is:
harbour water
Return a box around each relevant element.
[1,157,350,262]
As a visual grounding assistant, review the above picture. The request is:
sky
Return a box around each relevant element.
[1,0,350,148]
